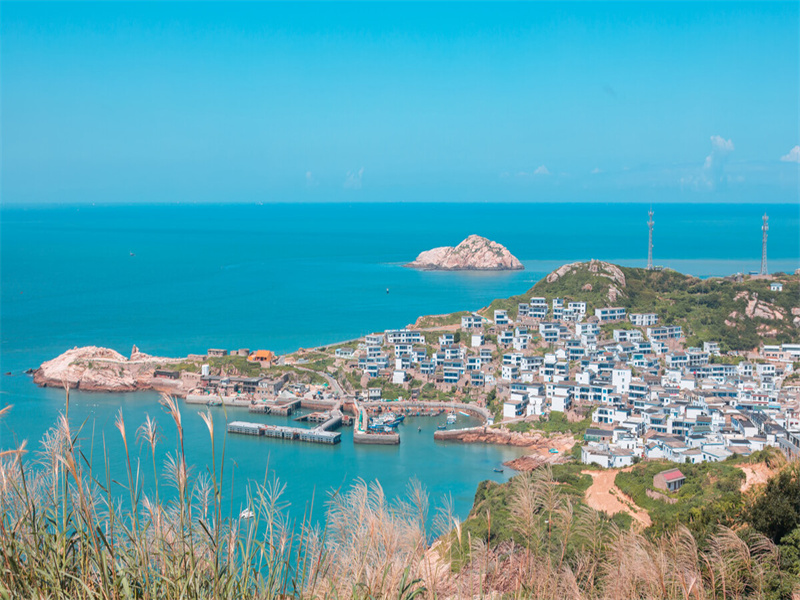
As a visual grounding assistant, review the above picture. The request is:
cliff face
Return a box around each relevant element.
[405,235,524,271]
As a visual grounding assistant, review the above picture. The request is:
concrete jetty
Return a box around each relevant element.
[228,401,345,445]
[228,420,342,444]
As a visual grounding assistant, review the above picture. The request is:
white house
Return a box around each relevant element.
[494,310,510,326]
[594,307,626,322]
[581,443,635,468]
[612,368,632,394]
[629,313,658,327]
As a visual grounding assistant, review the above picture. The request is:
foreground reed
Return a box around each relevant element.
[0,396,797,599]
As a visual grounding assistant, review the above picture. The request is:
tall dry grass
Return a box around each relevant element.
[0,396,797,599]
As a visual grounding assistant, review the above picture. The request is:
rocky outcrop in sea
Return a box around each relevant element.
[405,235,523,271]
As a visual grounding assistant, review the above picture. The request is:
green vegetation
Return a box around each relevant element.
[207,355,263,377]
[297,352,335,373]
[156,360,203,374]
[614,459,745,539]
[746,461,800,544]
[418,383,453,402]
[506,421,533,433]
[365,378,407,400]
[414,310,469,328]
[530,410,593,437]
[484,388,502,422]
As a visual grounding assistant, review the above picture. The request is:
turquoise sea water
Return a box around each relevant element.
[1,202,798,523]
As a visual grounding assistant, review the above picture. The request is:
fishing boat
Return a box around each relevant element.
[493,468,504,473]
[437,424,447,430]
[446,413,457,425]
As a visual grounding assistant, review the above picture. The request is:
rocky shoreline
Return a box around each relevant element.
[433,426,576,470]
[32,345,190,395]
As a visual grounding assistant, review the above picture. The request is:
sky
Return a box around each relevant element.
[1,1,799,205]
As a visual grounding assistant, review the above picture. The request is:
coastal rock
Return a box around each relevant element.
[34,346,139,391]
[32,345,183,393]
[405,235,523,271]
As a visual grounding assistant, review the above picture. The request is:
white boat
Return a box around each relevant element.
[239,508,254,520]
[446,413,457,424]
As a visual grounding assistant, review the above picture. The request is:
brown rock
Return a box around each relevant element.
[405,235,523,271]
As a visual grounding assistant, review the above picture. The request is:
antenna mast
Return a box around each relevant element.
[647,208,654,271]
[760,213,768,275]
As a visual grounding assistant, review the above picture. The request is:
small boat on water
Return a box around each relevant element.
[437,424,447,430]
[459,411,470,417]
[446,413,457,425]
[418,426,422,432]
[493,468,504,473]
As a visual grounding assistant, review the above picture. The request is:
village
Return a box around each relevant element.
[169,277,800,470]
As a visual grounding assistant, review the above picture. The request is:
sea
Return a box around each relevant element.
[1,202,798,525]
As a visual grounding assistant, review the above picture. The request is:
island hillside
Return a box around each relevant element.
[405,234,523,271]
[467,260,800,351]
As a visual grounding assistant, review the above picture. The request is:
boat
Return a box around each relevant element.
[493,467,504,473]
[446,413,457,425]
[459,411,470,417]
[239,508,254,520]
[418,426,422,432]
[549,448,559,454]
[437,424,447,430]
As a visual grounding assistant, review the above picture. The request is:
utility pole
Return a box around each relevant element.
[647,208,654,271]
[760,213,769,275]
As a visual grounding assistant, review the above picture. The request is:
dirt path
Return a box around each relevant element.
[582,468,652,528]
[738,463,774,492]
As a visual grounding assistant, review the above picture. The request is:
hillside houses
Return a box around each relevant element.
[326,293,799,467]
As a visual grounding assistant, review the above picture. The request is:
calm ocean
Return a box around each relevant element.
[1,202,798,522]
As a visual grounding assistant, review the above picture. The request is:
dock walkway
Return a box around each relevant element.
[228,401,345,445]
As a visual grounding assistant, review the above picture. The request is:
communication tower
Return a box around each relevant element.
[646,208,654,270]
[760,213,768,275]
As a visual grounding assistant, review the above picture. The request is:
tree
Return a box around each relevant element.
[747,463,800,543]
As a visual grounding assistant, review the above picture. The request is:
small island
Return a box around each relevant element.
[404,234,524,271]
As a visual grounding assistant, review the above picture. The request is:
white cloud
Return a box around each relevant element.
[305,171,318,187]
[710,135,734,153]
[700,135,735,190]
[780,145,800,163]
[533,165,550,176]
[591,167,602,174]
[344,167,364,189]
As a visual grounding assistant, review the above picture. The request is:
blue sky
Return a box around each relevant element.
[1,1,798,204]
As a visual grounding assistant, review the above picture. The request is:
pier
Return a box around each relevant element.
[228,420,342,444]
[228,402,345,445]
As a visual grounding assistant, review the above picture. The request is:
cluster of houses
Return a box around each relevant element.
[339,294,800,467]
